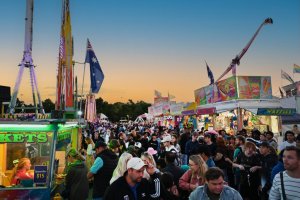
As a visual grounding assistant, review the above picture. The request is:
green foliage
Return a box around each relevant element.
[18,97,150,122]
[42,98,55,113]
[95,97,151,122]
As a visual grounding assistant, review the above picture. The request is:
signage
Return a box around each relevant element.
[181,110,196,116]
[0,133,47,143]
[196,107,216,115]
[34,165,48,184]
[257,108,296,116]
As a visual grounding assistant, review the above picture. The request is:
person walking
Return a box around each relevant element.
[189,167,242,200]
[269,146,300,200]
[104,157,160,200]
[87,141,118,200]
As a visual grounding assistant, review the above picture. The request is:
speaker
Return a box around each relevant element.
[51,110,64,119]
[0,85,11,102]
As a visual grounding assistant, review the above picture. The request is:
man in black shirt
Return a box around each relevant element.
[104,157,161,200]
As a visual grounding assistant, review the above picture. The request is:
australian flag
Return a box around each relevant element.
[205,61,214,84]
[85,39,104,93]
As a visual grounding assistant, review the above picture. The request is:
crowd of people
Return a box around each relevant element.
[10,121,300,200]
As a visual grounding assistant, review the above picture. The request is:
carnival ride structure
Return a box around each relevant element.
[8,0,44,115]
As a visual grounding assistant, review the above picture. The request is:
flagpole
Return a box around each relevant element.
[79,62,86,114]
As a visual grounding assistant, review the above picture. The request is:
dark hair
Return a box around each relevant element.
[197,145,211,157]
[266,131,274,137]
[165,151,176,164]
[284,131,295,141]
[160,172,174,189]
[285,146,300,159]
[236,135,245,144]
[205,167,224,181]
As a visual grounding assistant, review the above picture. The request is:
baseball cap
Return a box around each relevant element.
[161,134,172,143]
[259,141,270,148]
[127,157,147,170]
[94,141,107,150]
[134,142,142,149]
[109,139,120,149]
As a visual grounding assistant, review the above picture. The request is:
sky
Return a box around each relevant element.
[0,0,299,105]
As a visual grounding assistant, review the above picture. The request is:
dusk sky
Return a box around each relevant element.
[0,0,299,104]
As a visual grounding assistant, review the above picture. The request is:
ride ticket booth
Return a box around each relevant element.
[0,120,82,199]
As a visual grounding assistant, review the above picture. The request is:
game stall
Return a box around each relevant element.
[0,120,81,199]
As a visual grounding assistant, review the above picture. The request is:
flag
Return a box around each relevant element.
[205,61,214,84]
[85,39,104,93]
[279,87,284,98]
[154,90,162,97]
[293,64,300,73]
[281,70,294,84]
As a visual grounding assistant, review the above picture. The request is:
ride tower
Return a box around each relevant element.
[55,0,77,119]
[8,0,44,115]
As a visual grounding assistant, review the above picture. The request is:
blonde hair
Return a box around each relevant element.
[189,155,207,180]
[110,152,133,184]
[141,151,157,168]
[10,158,30,184]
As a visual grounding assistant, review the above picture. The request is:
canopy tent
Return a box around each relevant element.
[98,113,108,120]
[134,113,153,123]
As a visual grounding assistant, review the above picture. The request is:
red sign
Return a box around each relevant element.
[196,107,216,115]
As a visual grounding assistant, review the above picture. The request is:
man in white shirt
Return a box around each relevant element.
[269,146,300,200]
[279,131,296,151]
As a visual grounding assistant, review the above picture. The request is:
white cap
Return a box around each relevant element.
[161,134,172,143]
[134,142,142,149]
[127,157,147,170]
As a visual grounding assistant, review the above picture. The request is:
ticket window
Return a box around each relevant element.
[0,132,53,187]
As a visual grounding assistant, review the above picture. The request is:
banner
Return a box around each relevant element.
[194,76,237,105]
[238,76,272,99]
[216,76,237,101]
[181,102,196,116]
[257,108,296,116]
[170,103,184,116]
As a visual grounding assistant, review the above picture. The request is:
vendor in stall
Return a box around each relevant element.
[10,157,34,186]
[61,148,89,200]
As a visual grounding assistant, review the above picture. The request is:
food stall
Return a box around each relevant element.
[194,76,282,133]
[0,120,82,199]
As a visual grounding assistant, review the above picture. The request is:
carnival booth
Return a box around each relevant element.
[0,120,81,199]
[194,76,283,133]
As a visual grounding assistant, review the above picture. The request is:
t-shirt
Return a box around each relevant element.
[279,141,296,151]
[207,188,221,200]
[269,171,300,200]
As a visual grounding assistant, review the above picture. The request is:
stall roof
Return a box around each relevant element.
[197,99,281,113]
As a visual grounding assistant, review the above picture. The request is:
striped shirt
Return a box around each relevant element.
[269,171,300,200]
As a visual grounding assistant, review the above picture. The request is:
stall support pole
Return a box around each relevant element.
[237,107,243,131]
[212,114,216,130]
[48,123,59,188]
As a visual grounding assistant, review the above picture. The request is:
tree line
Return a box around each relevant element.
[15,98,151,122]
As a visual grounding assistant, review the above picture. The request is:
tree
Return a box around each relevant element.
[42,98,55,113]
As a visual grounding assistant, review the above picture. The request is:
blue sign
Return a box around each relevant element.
[34,165,48,184]
[257,108,296,116]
